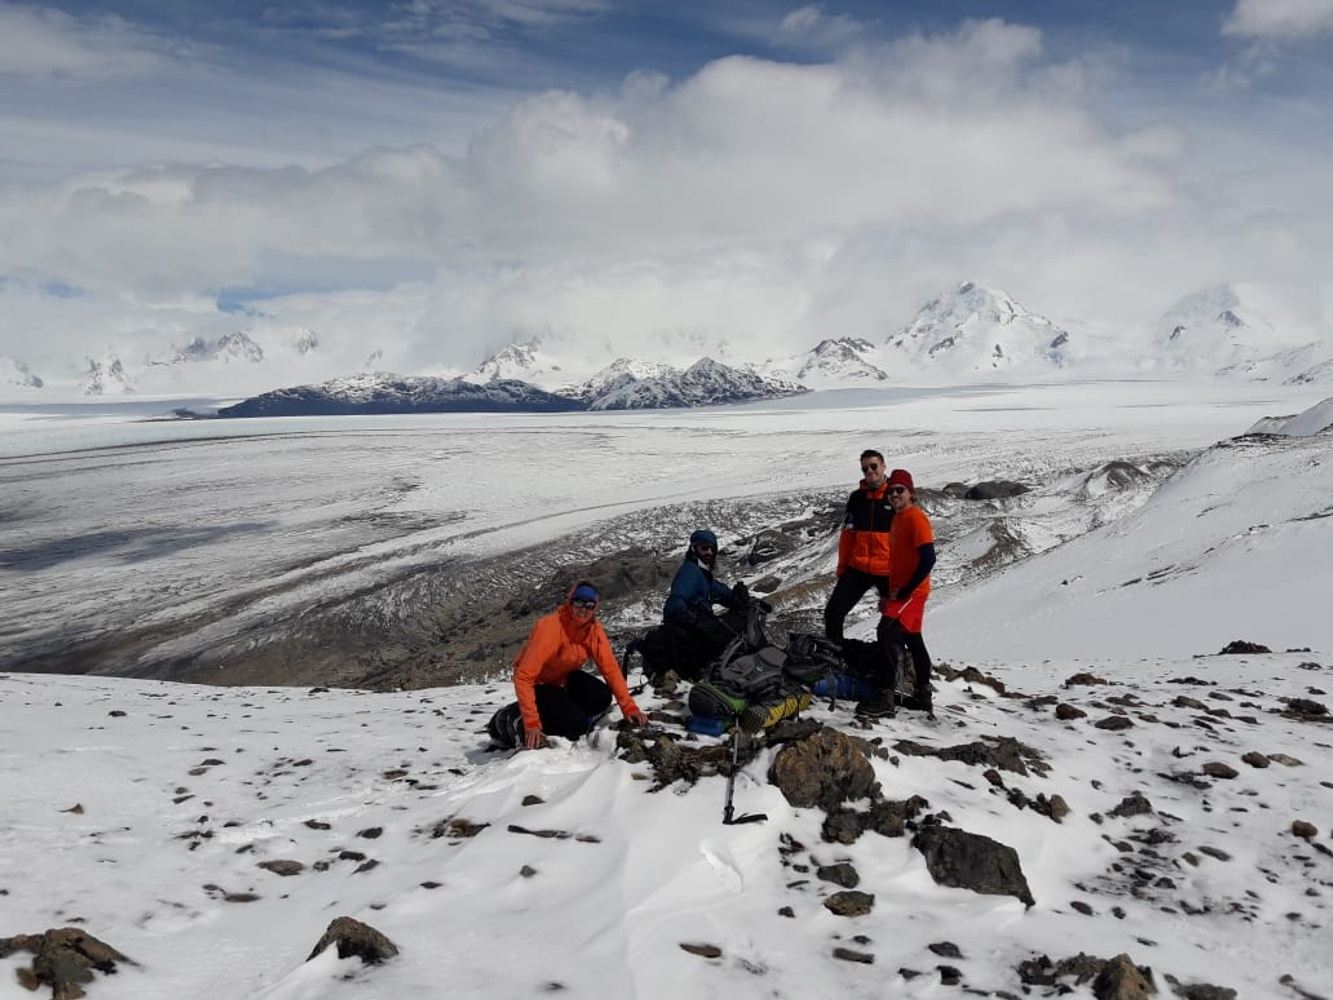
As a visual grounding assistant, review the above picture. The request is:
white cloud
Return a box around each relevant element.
[1224,0,1333,39]
[0,5,173,79]
[1,16,1329,375]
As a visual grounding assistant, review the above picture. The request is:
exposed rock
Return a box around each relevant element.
[1292,820,1318,841]
[1217,640,1270,655]
[257,860,304,877]
[0,928,133,1000]
[307,916,398,965]
[1036,793,1071,824]
[1095,715,1134,731]
[1109,793,1153,818]
[816,863,860,888]
[892,736,1047,776]
[768,726,878,811]
[1281,697,1328,720]
[966,480,1030,500]
[617,727,734,790]
[1240,751,1270,768]
[1093,953,1156,999]
[1066,672,1109,687]
[832,947,874,964]
[1165,974,1238,999]
[935,662,1007,695]
[1056,703,1088,720]
[911,826,1035,906]
[824,890,875,916]
[938,965,962,985]
[1172,695,1208,710]
[1201,762,1238,779]
[928,941,963,958]
[1267,753,1305,766]
[679,942,722,959]
[821,796,929,844]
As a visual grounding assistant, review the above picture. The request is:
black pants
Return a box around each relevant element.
[824,568,890,643]
[645,611,741,681]
[877,617,932,704]
[534,671,613,740]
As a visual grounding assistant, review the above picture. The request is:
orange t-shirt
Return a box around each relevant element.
[888,505,934,598]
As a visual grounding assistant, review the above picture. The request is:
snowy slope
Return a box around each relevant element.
[1156,283,1331,378]
[885,282,1075,377]
[758,338,891,388]
[1,646,1328,1000]
[933,427,1333,661]
[563,357,681,401]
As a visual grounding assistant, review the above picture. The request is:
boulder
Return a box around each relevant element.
[911,826,1035,906]
[768,726,878,811]
[307,917,399,965]
[823,890,875,916]
[965,480,1030,500]
[1093,953,1156,999]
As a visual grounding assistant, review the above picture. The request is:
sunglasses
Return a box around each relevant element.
[571,599,597,610]
[888,486,908,495]
[861,464,881,473]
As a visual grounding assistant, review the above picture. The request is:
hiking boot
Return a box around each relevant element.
[854,692,897,719]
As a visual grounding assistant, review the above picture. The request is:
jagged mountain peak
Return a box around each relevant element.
[155,331,265,367]
[586,356,804,411]
[0,354,44,390]
[887,281,1073,373]
[80,354,135,395]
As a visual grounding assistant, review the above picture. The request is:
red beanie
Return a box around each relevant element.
[887,468,914,491]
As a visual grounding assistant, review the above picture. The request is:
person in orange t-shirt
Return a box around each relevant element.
[487,581,648,750]
[860,468,937,718]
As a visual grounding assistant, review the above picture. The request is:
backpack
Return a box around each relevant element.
[688,608,811,733]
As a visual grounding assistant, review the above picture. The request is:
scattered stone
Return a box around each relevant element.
[353,859,379,874]
[816,863,860,888]
[1056,703,1088,721]
[1267,753,1304,767]
[223,892,260,903]
[616,727,736,790]
[678,942,721,959]
[1093,953,1156,999]
[1072,900,1095,915]
[1066,672,1108,687]
[1172,695,1208,710]
[357,826,384,839]
[938,965,963,985]
[1095,716,1134,731]
[307,917,398,965]
[521,795,545,806]
[769,726,878,811]
[0,928,134,999]
[1292,821,1317,841]
[1197,846,1231,862]
[1109,793,1153,818]
[1217,640,1270,655]
[1164,973,1237,999]
[338,850,366,862]
[1241,752,1270,768]
[60,804,84,815]
[304,819,332,830]
[824,891,875,917]
[928,941,963,958]
[430,817,489,839]
[966,480,1029,500]
[911,826,1035,907]
[381,769,408,781]
[934,663,1007,695]
[833,946,874,964]
[983,768,1005,787]
[1201,762,1238,779]
[777,906,794,918]
[107,710,126,717]
[821,796,929,844]
[892,736,1048,776]
[1281,698,1328,720]
[257,860,304,877]
[420,881,442,889]
[520,865,537,878]
[1035,794,1071,824]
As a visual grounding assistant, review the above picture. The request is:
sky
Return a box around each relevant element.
[2,0,1333,376]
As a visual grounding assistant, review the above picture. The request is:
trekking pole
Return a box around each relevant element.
[721,725,767,826]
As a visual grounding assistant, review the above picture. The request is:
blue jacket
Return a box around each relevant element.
[663,551,734,625]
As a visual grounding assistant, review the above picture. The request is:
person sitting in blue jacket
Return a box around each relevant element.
[653,529,749,677]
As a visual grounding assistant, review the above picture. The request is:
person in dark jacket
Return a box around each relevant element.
[824,449,893,643]
[657,528,746,677]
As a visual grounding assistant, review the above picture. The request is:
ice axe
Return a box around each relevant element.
[721,725,767,826]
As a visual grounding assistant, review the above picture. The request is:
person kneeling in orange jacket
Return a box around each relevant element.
[488,581,648,750]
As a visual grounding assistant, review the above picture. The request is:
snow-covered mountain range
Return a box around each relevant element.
[216,372,584,417]
[9,280,1332,406]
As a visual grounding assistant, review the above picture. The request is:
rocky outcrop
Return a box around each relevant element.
[0,927,133,999]
[768,726,878,811]
[911,825,1035,907]
[307,917,399,965]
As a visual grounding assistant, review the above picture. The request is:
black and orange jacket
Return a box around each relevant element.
[836,480,893,578]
